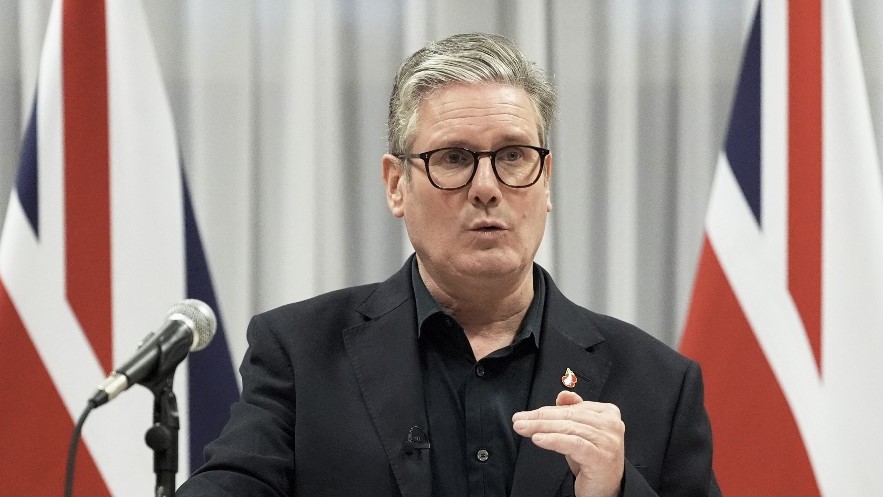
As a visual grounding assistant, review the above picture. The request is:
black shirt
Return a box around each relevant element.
[412,261,545,497]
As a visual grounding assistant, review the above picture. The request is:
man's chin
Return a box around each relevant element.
[453,252,526,279]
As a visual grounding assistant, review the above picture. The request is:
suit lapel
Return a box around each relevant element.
[510,273,612,497]
[341,261,612,497]
[342,259,432,497]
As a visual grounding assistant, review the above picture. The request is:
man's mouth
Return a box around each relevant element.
[469,219,508,235]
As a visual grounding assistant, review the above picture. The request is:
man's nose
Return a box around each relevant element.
[468,155,501,205]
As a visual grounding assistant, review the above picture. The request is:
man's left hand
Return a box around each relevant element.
[512,391,625,497]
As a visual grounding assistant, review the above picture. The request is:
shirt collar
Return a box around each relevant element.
[411,258,544,347]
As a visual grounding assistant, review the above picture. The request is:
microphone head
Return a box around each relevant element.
[167,299,217,351]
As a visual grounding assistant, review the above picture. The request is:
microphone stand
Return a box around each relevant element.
[144,375,180,497]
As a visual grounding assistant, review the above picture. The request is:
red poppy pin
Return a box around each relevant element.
[561,368,577,389]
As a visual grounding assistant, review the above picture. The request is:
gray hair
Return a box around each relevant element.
[387,33,556,169]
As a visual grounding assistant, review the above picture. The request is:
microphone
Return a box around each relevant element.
[89,299,217,408]
[402,426,431,455]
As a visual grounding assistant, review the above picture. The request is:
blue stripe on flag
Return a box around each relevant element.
[724,4,763,225]
[16,99,39,236]
[181,172,239,471]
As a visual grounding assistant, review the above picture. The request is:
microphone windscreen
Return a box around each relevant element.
[167,299,217,351]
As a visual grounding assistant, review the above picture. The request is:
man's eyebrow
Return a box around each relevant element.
[440,134,535,150]
[498,133,534,145]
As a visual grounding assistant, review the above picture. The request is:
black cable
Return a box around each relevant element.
[64,402,95,497]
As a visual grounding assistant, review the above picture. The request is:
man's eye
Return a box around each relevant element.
[441,150,469,164]
[498,148,523,162]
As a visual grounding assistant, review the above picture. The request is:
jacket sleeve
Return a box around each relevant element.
[621,361,721,497]
[177,313,297,497]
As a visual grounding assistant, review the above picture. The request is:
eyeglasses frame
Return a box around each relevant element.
[397,145,551,190]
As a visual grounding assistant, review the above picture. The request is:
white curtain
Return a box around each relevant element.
[2,0,882,370]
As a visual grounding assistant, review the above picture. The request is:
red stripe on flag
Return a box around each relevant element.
[0,281,110,496]
[62,0,113,373]
[680,238,820,495]
[788,0,823,371]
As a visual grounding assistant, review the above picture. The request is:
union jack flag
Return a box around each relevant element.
[0,1,238,495]
[680,0,883,495]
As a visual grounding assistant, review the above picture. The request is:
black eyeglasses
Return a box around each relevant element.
[398,145,550,190]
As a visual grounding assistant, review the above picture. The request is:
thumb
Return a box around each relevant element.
[555,390,583,406]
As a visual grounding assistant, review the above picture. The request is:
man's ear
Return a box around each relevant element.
[544,153,553,212]
[382,154,406,218]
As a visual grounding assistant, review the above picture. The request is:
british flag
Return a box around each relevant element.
[680,0,883,495]
[0,1,238,495]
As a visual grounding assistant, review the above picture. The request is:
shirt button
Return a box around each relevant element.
[476,449,489,462]
[444,318,453,328]
[475,364,485,377]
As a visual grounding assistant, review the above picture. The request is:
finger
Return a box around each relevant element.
[513,404,574,422]
[513,418,609,441]
[528,432,605,468]
[513,416,624,443]
[513,404,570,422]
[512,400,618,422]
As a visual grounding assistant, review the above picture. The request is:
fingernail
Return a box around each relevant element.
[533,434,546,443]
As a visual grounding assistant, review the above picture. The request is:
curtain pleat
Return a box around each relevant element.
[2,0,881,367]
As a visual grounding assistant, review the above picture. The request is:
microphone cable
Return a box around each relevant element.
[61,300,215,496]
[63,401,95,497]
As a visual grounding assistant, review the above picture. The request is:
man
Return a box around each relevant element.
[177,32,720,497]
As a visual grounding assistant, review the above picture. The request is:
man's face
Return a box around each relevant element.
[383,83,552,287]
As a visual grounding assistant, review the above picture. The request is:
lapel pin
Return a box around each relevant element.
[561,368,578,389]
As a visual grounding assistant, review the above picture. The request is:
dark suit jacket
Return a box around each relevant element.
[178,257,720,497]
